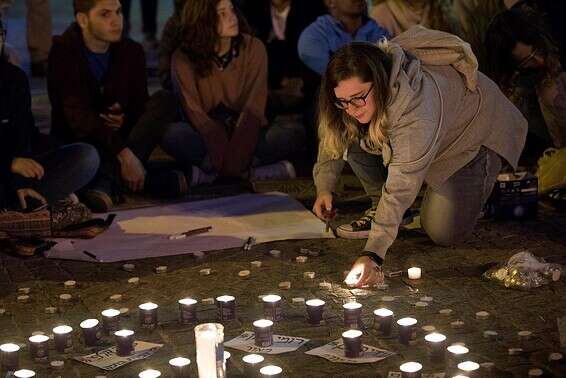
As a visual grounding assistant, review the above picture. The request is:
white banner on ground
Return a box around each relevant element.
[73,341,163,371]
[305,339,394,364]
[225,331,309,354]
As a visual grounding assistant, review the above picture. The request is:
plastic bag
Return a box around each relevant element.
[483,251,562,289]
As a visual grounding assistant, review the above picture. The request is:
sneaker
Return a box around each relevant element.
[145,169,188,198]
[249,160,296,181]
[336,207,417,239]
[82,189,114,213]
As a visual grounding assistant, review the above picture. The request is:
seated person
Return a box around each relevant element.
[486,9,566,163]
[0,16,99,211]
[162,0,306,182]
[48,0,183,213]
[370,0,453,37]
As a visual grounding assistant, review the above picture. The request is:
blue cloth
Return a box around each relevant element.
[83,48,110,83]
[298,15,390,75]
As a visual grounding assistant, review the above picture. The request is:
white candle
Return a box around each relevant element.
[195,323,225,378]
[169,357,190,377]
[408,267,421,280]
[139,302,159,311]
[1,343,20,370]
[169,356,191,367]
[458,361,480,372]
[14,370,35,378]
[138,369,162,378]
[101,308,121,317]
[425,332,447,342]
[400,361,422,378]
[260,365,283,377]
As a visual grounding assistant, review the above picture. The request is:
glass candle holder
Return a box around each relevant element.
[28,334,49,362]
[457,361,480,377]
[115,329,135,356]
[243,354,264,378]
[373,308,394,336]
[400,361,422,378]
[80,319,101,347]
[0,343,20,371]
[138,369,161,378]
[446,344,469,371]
[139,302,159,329]
[305,299,325,325]
[179,298,198,324]
[253,319,274,348]
[262,295,283,322]
[101,308,121,333]
[52,325,73,353]
[397,317,418,345]
[169,357,191,378]
[259,365,282,378]
[195,323,225,378]
[14,370,36,378]
[216,295,236,321]
[343,302,363,329]
[342,329,363,358]
[425,332,447,362]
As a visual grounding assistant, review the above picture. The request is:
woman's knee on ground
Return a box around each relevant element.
[421,216,474,247]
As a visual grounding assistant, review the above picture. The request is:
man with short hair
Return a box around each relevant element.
[48,0,183,213]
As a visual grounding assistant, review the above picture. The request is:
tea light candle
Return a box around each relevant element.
[101,308,121,333]
[1,343,20,371]
[408,267,421,280]
[397,317,418,345]
[216,295,236,321]
[59,293,72,303]
[52,325,73,353]
[457,361,480,377]
[28,334,49,362]
[179,298,198,324]
[253,319,274,347]
[123,263,135,272]
[199,268,212,276]
[114,329,135,356]
[169,357,190,378]
[319,281,331,290]
[195,323,225,378]
[155,266,168,274]
[278,281,291,290]
[269,249,281,258]
[110,294,123,302]
[238,270,251,278]
[343,302,363,329]
[296,256,308,263]
[202,297,215,305]
[80,319,101,347]
[425,332,447,362]
[13,370,35,378]
[528,369,543,378]
[305,299,325,325]
[44,306,57,314]
[17,295,30,303]
[400,362,423,378]
[138,302,159,329]
[260,365,283,378]
[243,354,264,377]
[342,330,363,358]
[303,271,315,279]
[262,294,283,322]
[139,369,161,378]
[447,344,469,370]
[373,308,394,336]
[128,277,140,285]
[250,261,262,268]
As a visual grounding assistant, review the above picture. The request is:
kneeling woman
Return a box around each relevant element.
[312,27,528,287]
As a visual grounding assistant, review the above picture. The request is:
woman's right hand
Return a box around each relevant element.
[11,157,44,179]
[313,191,333,219]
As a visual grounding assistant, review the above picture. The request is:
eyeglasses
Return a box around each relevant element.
[517,47,538,69]
[334,84,374,110]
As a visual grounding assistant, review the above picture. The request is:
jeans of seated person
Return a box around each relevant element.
[87,90,180,195]
[2,143,100,209]
[161,115,306,176]
[346,143,502,246]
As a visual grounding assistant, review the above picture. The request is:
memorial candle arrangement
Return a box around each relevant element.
[80,319,101,347]
[28,335,49,362]
[343,302,363,329]
[52,325,73,353]
[259,365,283,378]
[139,302,159,329]
[101,308,121,333]
[178,298,198,324]
[397,317,418,345]
[373,308,394,336]
[0,343,20,371]
[195,323,225,378]
[216,295,236,321]
[400,361,423,378]
[305,299,325,325]
[262,295,283,322]
[253,319,274,348]
[115,329,135,356]
[169,357,191,378]
[342,330,363,358]
[424,332,447,362]
[242,354,264,377]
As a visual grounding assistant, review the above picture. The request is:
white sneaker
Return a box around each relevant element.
[249,160,296,181]
[190,166,217,186]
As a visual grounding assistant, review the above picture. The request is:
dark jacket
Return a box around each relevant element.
[48,23,149,156]
[0,59,38,202]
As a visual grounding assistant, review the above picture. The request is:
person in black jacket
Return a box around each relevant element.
[0,17,99,210]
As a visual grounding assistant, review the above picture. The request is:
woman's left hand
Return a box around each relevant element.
[344,256,384,288]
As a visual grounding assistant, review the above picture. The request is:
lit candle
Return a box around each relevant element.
[342,329,363,358]
[253,319,274,348]
[400,361,422,378]
[80,319,101,347]
[262,295,283,322]
[216,295,236,321]
[169,357,191,378]
[259,365,283,378]
[13,370,35,378]
[457,361,480,377]
[242,354,264,377]
[52,325,74,353]
[28,334,49,362]
[195,323,225,378]
[138,302,159,329]
[223,351,231,373]
[425,332,447,362]
[446,344,469,371]
[373,308,394,336]
[343,302,363,329]
[138,369,161,378]
[305,299,325,325]
[178,298,198,324]
[0,343,20,371]
[408,267,422,280]
[115,329,135,356]
[101,308,121,333]
[397,317,418,345]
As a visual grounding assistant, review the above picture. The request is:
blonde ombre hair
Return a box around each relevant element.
[318,41,392,159]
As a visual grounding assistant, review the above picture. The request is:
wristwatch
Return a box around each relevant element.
[359,251,384,267]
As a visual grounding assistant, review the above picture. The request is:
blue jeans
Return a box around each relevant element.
[162,115,306,172]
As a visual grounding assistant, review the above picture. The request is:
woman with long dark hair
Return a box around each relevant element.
[162,0,305,183]
[312,27,527,287]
